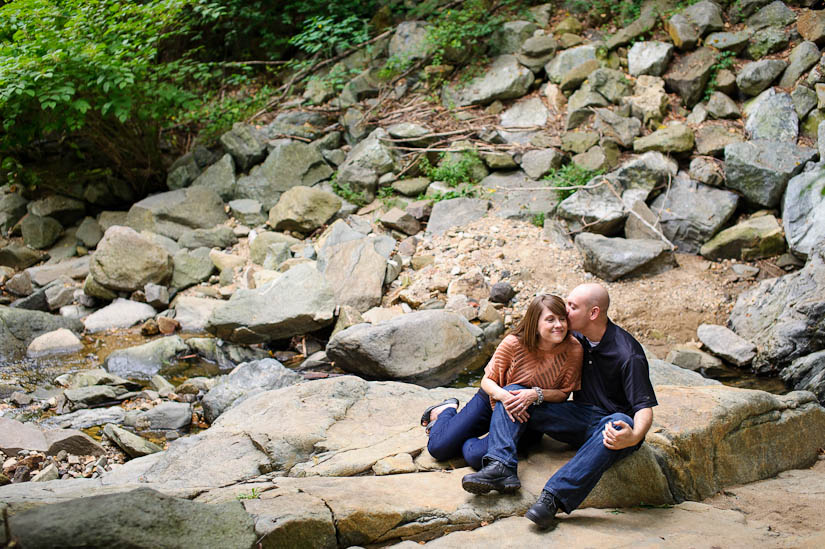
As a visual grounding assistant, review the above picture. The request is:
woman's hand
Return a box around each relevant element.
[501,388,537,423]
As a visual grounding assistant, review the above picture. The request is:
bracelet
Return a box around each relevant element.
[533,386,543,405]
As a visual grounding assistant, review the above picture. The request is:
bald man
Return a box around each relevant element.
[462,283,657,529]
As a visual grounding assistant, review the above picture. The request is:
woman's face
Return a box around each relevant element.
[537,305,567,346]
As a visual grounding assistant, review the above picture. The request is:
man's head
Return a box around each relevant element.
[566,283,610,334]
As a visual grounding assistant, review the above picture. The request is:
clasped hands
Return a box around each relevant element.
[500,389,537,423]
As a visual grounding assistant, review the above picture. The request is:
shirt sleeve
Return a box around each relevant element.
[553,337,583,394]
[484,335,517,389]
[621,354,658,414]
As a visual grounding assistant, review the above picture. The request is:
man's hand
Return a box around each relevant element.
[602,420,638,450]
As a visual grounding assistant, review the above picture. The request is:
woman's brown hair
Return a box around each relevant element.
[510,294,567,353]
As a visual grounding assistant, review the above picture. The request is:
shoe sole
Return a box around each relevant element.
[462,480,521,495]
[524,509,556,530]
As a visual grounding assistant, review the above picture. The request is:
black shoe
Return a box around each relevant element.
[525,490,560,529]
[461,459,520,494]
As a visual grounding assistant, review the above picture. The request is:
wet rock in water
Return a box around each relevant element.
[202,358,303,424]
[26,328,83,358]
[90,226,173,292]
[40,406,127,430]
[697,324,758,367]
[104,336,189,380]
[666,345,725,375]
[649,172,739,253]
[83,298,157,333]
[206,262,336,344]
[575,234,676,282]
[326,310,486,387]
[103,424,163,458]
[151,375,176,396]
[729,243,825,374]
[782,168,825,258]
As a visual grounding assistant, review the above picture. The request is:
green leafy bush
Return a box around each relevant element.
[426,0,503,65]
[421,150,484,187]
[0,0,200,192]
[542,164,604,202]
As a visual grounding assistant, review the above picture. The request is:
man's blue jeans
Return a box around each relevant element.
[485,386,641,513]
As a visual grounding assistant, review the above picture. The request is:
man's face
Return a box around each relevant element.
[565,289,590,332]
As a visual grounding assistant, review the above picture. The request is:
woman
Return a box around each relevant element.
[422,294,583,469]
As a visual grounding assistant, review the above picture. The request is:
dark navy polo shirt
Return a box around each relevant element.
[572,320,658,416]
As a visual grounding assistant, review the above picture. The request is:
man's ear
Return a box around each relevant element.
[588,306,600,321]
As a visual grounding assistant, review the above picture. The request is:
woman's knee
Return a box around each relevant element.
[502,383,529,392]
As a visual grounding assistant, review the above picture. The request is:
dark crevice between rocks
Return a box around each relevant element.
[316,494,343,548]
[647,444,683,505]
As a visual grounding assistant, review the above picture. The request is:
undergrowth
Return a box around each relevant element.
[421,150,483,187]
[542,164,604,202]
[703,50,736,102]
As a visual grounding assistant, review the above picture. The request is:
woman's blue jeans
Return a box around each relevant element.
[427,387,543,470]
[484,390,641,513]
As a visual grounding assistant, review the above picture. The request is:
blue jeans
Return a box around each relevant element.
[485,394,641,513]
[428,387,543,470]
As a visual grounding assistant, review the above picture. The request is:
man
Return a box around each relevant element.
[461,283,658,529]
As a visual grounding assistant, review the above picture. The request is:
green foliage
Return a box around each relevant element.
[421,150,483,187]
[331,175,369,206]
[423,186,478,203]
[566,0,644,26]
[426,0,503,65]
[531,212,545,228]
[235,487,261,500]
[542,164,604,202]
[289,15,370,59]
[177,84,273,145]
[703,50,736,102]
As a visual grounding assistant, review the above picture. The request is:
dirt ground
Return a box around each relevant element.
[418,215,772,360]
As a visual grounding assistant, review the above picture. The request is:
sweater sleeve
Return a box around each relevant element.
[484,335,517,388]
[555,336,583,394]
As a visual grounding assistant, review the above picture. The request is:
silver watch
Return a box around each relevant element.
[532,386,543,405]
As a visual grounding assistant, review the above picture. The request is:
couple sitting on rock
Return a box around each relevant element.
[421,283,657,529]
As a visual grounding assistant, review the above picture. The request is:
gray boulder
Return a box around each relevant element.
[492,20,537,54]
[27,328,83,358]
[633,124,694,154]
[729,243,825,374]
[166,152,201,190]
[744,90,798,142]
[0,306,83,361]
[682,1,724,36]
[664,47,716,107]
[389,21,431,61]
[427,198,490,235]
[206,262,336,343]
[0,416,104,457]
[249,231,300,265]
[566,83,610,129]
[228,198,265,227]
[724,140,816,208]
[746,1,796,30]
[40,406,127,430]
[21,214,62,250]
[219,123,266,171]
[705,30,752,52]
[557,174,626,235]
[127,187,228,240]
[623,75,669,128]
[613,152,678,196]
[319,238,387,312]
[781,350,825,402]
[746,26,789,60]
[171,247,215,290]
[695,123,745,156]
[83,298,157,333]
[779,41,821,88]
[593,109,642,148]
[105,336,189,379]
[3,488,257,548]
[520,149,564,179]
[178,225,237,250]
[103,424,164,457]
[499,97,550,144]
[588,68,633,104]
[136,402,193,431]
[485,170,559,220]
[29,195,85,226]
[172,295,223,332]
[699,214,786,260]
[337,128,401,199]
[267,186,341,235]
[783,168,825,258]
[202,358,302,424]
[649,173,739,253]
[191,154,235,201]
[76,216,103,248]
[628,41,674,77]
[256,141,332,196]
[444,55,535,107]
[90,226,172,292]
[575,233,676,281]
[792,85,818,120]
[706,92,740,119]
[697,324,758,367]
[25,255,90,287]
[546,44,598,84]
[666,345,725,375]
[326,310,486,387]
[0,192,28,234]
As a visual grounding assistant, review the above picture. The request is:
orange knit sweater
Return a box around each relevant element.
[484,333,583,406]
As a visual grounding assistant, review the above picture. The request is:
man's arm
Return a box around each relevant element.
[602,407,653,450]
